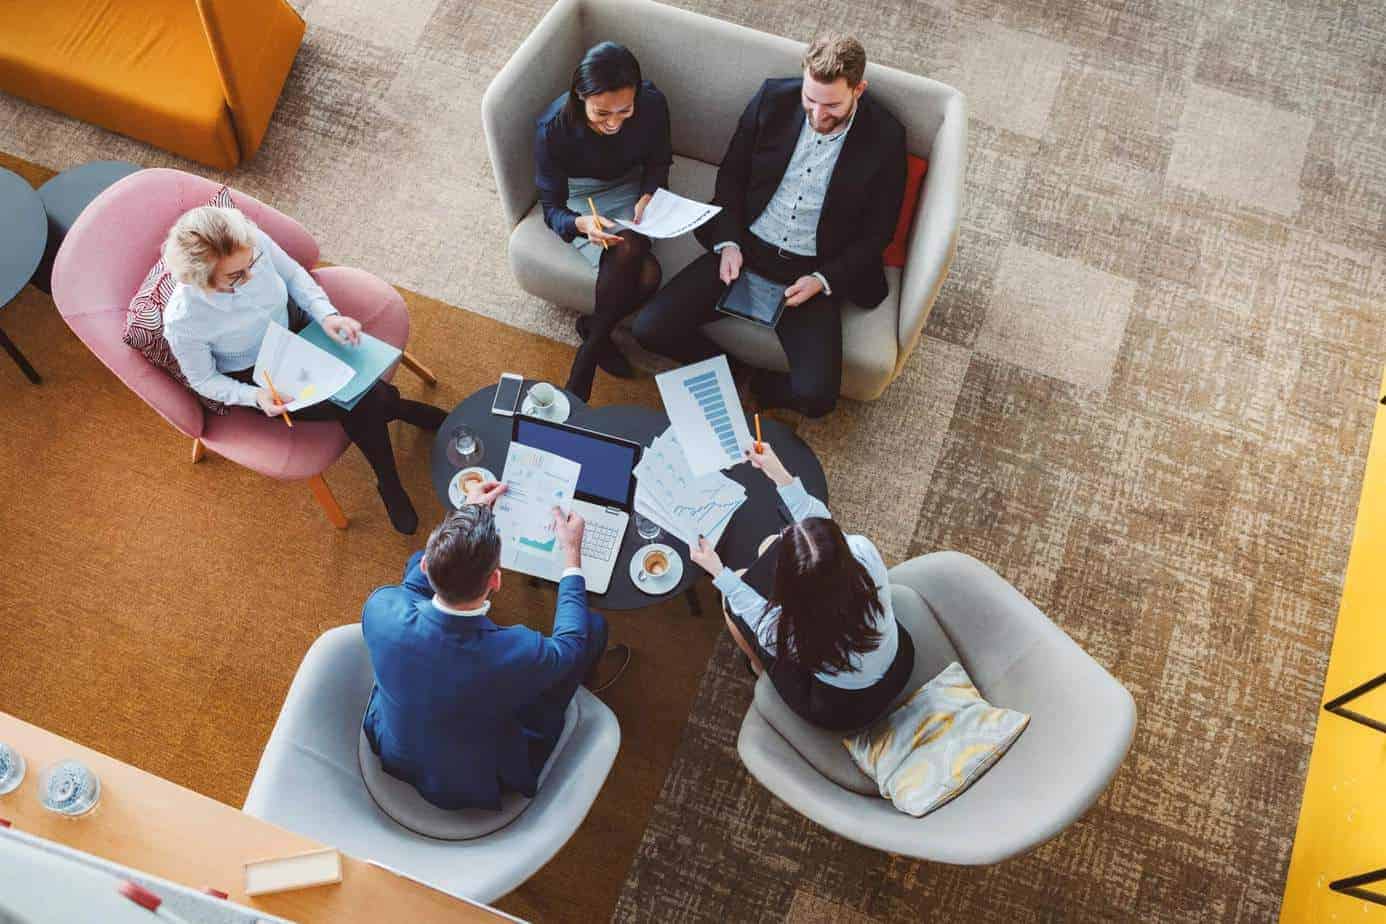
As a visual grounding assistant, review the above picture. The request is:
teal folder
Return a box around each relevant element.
[298,323,402,411]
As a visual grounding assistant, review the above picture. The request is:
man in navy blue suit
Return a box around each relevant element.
[361,479,623,811]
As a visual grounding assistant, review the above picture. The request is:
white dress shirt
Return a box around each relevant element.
[712,477,898,689]
[162,228,338,407]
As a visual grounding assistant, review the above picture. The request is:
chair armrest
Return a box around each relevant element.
[64,309,206,439]
[888,551,1051,686]
[311,267,409,347]
[481,0,585,229]
[896,91,966,365]
[195,0,306,163]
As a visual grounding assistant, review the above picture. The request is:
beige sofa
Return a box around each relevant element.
[481,0,966,401]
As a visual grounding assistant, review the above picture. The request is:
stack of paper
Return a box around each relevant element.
[253,322,356,411]
[299,322,402,410]
[634,428,746,548]
[654,355,755,476]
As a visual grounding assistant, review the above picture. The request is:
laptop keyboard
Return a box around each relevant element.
[582,520,621,563]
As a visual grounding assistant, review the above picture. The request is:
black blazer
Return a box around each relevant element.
[696,77,907,309]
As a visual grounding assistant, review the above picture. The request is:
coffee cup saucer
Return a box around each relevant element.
[629,543,683,595]
[448,466,498,508]
[521,389,571,423]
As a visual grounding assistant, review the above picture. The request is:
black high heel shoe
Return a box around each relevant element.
[377,479,419,535]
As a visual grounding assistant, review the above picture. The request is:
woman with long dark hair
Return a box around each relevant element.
[690,444,914,731]
[534,41,671,401]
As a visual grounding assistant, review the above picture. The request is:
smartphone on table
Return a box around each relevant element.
[492,372,523,416]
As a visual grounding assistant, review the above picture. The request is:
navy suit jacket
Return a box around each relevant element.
[361,552,595,810]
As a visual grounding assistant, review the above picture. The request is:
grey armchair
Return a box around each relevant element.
[481,0,966,402]
[243,626,620,904]
[737,552,1136,863]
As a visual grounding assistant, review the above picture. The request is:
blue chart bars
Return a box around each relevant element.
[683,370,740,463]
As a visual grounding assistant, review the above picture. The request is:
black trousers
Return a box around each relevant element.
[229,368,410,491]
[633,236,842,417]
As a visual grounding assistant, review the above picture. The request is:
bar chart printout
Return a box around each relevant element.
[655,354,755,477]
[688,370,739,458]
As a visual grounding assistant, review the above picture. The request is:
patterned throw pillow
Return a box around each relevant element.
[121,185,238,415]
[843,661,1029,817]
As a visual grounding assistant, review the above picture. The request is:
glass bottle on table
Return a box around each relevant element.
[38,759,100,817]
[0,742,24,795]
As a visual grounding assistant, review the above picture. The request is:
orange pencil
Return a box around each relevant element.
[587,196,610,251]
[262,370,294,429]
[754,413,763,453]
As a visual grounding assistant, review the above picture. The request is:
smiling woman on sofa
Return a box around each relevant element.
[534,41,673,401]
[160,205,448,534]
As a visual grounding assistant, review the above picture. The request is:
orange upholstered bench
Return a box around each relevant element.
[0,0,304,170]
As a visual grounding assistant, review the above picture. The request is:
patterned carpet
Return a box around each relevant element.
[3,0,1385,920]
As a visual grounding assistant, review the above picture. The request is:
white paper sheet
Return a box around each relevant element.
[614,188,721,239]
[655,355,755,477]
[634,428,746,548]
[493,442,581,555]
[251,322,356,411]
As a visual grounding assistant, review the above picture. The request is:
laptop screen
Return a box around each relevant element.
[513,417,638,508]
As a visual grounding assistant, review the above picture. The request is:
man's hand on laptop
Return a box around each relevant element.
[465,480,506,508]
[553,507,586,569]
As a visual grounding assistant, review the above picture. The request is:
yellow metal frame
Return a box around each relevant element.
[1281,371,1386,921]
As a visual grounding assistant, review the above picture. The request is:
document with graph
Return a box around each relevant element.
[634,427,746,548]
[494,442,580,556]
[655,355,755,477]
[251,321,356,411]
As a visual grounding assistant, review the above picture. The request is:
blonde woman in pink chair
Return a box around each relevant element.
[161,205,446,534]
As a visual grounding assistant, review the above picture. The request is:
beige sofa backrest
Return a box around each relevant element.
[486,0,955,226]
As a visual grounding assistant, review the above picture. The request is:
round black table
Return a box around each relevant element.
[0,167,48,385]
[431,381,828,611]
[33,159,141,294]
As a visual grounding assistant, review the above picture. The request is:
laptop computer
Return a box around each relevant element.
[500,414,640,595]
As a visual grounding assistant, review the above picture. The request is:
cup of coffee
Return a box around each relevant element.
[529,382,557,412]
[461,472,485,493]
[638,547,670,583]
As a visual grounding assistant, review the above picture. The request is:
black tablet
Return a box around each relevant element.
[716,270,787,328]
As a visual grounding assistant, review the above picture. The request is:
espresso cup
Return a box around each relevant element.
[638,548,670,582]
[461,472,484,491]
[529,382,556,410]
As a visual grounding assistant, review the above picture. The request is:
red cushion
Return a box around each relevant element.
[883,155,928,268]
[121,186,236,416]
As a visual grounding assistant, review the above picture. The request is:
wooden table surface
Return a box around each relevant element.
[0,712,516,923]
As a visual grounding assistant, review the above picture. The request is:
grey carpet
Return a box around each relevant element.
[3,0,1384,920]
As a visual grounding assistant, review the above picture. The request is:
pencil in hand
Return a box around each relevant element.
[587,196,609,250]
[262,370,294,429]
[754,413,763,454]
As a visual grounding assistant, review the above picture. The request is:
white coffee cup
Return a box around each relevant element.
[637,547,671,583]
[530,382,556,410]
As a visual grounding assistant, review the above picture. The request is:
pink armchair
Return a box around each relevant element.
[50,168,437,527]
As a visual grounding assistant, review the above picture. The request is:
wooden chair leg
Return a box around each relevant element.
[307,474,349,529]
[190,438,206,464]
[400,350,437,386]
